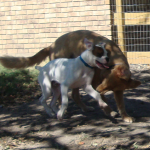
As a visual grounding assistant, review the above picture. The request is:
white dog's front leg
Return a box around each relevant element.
[57,84,69,120]
[83,84,112,116]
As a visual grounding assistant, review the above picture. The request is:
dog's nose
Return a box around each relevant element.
[106,57,109,62]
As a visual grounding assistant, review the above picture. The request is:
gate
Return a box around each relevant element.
[111,0,150,64]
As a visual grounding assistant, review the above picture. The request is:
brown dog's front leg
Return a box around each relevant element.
[72,88,94,112]
[101,94,118,118]
[113,90,135,123]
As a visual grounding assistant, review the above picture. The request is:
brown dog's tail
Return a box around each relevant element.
[0,46,51,69]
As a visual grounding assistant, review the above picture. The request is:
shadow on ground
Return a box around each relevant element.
[0,69,150,149]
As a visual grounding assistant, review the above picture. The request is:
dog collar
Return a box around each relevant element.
[79,55,94,69]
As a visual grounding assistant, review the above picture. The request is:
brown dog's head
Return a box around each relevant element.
[96,77,141,94]
[95,64,141,94]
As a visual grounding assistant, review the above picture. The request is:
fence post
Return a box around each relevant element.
[116,0,126,57]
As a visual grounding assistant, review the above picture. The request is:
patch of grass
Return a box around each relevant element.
[0,65,41,106]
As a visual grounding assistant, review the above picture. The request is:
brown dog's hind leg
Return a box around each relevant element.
[113,90,135,123]
[72,88,94,112]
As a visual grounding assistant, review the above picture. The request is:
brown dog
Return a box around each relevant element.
[0,30,141,122]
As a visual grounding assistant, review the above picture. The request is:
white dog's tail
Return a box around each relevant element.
[35,65,42,71]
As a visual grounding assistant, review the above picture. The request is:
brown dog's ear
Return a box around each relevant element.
[127,79,141,89]
[115,65,131,81]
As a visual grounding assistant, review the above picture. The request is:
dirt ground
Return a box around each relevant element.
[0,66,150,150]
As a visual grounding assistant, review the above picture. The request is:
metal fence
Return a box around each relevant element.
[111,0,150,64]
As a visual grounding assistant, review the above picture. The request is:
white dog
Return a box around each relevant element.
[35,38,110,120]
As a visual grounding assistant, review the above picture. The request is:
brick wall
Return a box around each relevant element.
[0,0,111,57]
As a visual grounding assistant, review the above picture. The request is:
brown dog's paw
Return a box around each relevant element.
[122,116,135,123]
[110,111,118,118]
[103,109,118,118]
[101,105,113,116]
[82,106,95,112]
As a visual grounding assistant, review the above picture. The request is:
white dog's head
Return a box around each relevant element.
[84,38,109,69]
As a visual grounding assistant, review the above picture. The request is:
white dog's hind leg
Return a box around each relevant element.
[57,84,69,120]
[38,72,55,117]
[39,95,43,101]
[83,84,112,116]
[39,95,55,117]
[50,83,61,114]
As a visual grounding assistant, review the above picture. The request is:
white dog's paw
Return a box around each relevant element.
[57,110,63,121]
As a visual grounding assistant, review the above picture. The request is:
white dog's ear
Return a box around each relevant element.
[84,38,93,49]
